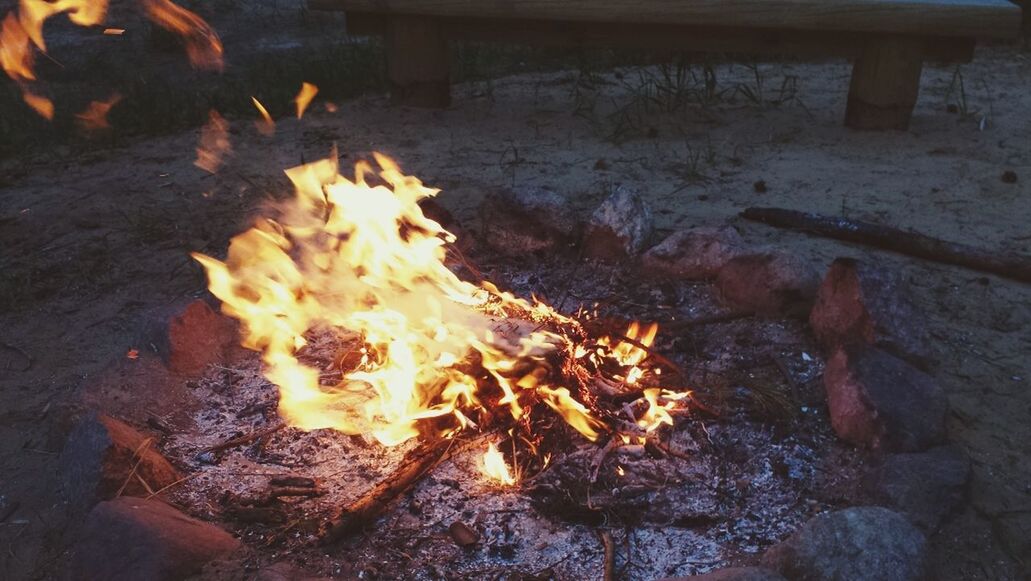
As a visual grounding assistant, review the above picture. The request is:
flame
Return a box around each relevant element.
[76,93,122,130]
[482,442,515,485]
[294,82,318,119]
[638,388,690,432]
[22,89,52,119]
[139,0,222,71]
[195,109,231,173]
[1,13,34,82]
[251,97,275,135]
[194,153,688,454]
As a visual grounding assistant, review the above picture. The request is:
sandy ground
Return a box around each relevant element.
[1,45,1030,579]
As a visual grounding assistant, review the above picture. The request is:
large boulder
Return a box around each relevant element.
[70,497,241,580]
[823,346,948,452]
[583,184,654,260]
[761,507,928,581]
[659,566,786,580]
[59,412,181,512]
[641,226,747,280]
[864,445,970,532]
[715,252,819,317]
[479,186,580,256]
[810,258,933,369]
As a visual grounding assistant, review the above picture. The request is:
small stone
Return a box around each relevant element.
[1001,170,1018,184]
[761,507,927,581]
[448,521,480,546]
[479,186,579,256]
[864,446,970,532]
[583,184,654,260]
[809,258,933,369]
[59,413,181,512]
[144,299,239,376]
[70,497,241,581]
[823,347,948,452]
[658,566,786,580]
[715,252,819,316]
[641,226,747,280]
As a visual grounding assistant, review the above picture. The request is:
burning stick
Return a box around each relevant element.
[321,436,454,544]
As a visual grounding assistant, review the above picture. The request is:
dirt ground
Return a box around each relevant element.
[1,38,1030,580]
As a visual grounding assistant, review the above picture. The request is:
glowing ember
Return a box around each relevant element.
[194,154,688,454]
[482,442,515,485]
[294,82,319,119]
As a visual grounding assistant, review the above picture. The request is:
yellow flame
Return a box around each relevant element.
[482,442,515,485]
[294,82,318,119]
[638,388,690,432]
[251,97,275,135]
[139,0,222,71]
[195,109,231,173]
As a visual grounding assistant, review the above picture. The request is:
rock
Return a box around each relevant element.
[59,412,181,511]
[864,446,970,532]
[715,252,819,316]
[641,226,747,280]
[145,299,239,375]
[809,258,933,369]
[479,186,579,256]
[448,521,480,546]
[823,346,948,452]
[583,184,654,260]
[70,497,241,581]
[659,566,786,580]
[761,507,928,581]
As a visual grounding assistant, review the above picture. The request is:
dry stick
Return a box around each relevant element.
[115,438,155,498]
[660,311,753,331]
[598,530,617,581]
[322,436,454,544]
[202,422,286,454]
[740,207,1031,284]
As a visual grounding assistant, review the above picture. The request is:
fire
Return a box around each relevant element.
[482,442,515,485]
[195,110,231,174]
[294,82,318,119]
[139,0,223,72]
[251,97,275,135]
[76,93,122,130]
[194,154,688,455]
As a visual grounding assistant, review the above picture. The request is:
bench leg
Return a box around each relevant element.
[845,38,923,131]
[385,16,451,108]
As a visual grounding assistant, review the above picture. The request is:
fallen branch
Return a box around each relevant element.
[202,422,286,454]
[598,530,616,581]
[740,207,1031,284]
[322,436,453,544]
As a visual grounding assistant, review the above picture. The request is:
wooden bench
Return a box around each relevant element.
[309,0,1023,130]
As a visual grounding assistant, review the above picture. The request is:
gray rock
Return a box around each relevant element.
[144,299,239,375]
[583,184,654,260]
[59,412,181,513]
[762,507,928,581]
[479,186,579,256]
[824,346,948,452]
[70,497,241,580]
[659,566,787,580]
[865,445,970,532]
[810,258,933,369]
[641,226,747,280]
[715,252,819,316]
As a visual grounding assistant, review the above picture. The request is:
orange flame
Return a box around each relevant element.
[0,13,34,82]
[76,93,122,130]
[482,442,515,485]
[251,97,275,136]
[294,82,318,119]
[139,0,223,72]
[195,109,231,173]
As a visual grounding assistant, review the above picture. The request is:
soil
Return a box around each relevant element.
[1,15,1030,581]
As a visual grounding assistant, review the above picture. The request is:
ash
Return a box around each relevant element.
[162,258,863,580]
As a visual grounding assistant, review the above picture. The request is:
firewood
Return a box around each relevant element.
[740,207,1031,284]
[321,436,453,544]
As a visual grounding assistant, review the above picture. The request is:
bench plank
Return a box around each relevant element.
[314,0,1022,38]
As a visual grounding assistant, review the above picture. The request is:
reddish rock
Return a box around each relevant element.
[824,347,948,452]
[641,226,747,280]
[761,507,927,581]
[59,412,181,511]
[809,258,933,369]
[70,497,241,580]
[583,185,654,260]
[479,186,580,256]
[715,252,819,316]
[147,299,239,375]
[864,445,970,532]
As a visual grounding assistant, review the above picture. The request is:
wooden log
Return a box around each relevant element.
[740,207,1031,284]
[312,0,1024,39]
[321,437,452,543]
[383,16,451,108]
[845,37,924,130]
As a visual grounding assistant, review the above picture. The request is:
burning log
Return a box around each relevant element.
[740,207,1031,283]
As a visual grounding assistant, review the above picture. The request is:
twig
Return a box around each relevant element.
[660,311,753,331]
[589,438,621,483]
[115,438,154,498]
[598,530,616,581]
[202,422,286,454]
[146,473,201,499]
